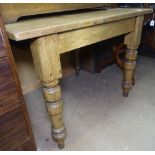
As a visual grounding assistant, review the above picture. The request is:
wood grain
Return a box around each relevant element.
[122,16,144,97]
[0,60,20,115]
[0,107,29,150]
[31,35,62,84]
[57,18,136,54]
[5,8,152,41]
[0,15,36,150]
[30,36,66,149]
[0,3,109,23]
[124,15,145,49]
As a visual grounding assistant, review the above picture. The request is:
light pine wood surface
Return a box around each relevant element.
[5,8,152,41]
[57,18,135,54]
[0,3,109,23]
[30,35,66,149]
[122,16,144,97]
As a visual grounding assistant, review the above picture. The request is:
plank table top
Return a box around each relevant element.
[5,8,152,41]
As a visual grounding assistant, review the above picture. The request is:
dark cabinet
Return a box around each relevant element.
[0,16,36,150]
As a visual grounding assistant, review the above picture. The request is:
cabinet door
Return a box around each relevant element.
[0,57,20,114]
[0,16,36,150]
[0,107,30,150]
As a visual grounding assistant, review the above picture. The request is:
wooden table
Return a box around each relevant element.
[5,8,152,149]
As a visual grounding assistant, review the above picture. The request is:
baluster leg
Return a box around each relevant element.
[122,16,144,97]
[30,35,66,149]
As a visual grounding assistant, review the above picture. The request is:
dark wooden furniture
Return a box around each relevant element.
[75,36,124,74]
[0,16,36,151]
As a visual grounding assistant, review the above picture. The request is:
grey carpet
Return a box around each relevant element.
[24,56,155,151]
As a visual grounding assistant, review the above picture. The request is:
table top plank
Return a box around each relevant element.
[5,8,152,41]
[0,3,111,23]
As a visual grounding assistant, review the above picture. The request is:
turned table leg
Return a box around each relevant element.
[30,35,66,149]
[122,16,144,97]
[122,49,137,97]
[73,49,81,76]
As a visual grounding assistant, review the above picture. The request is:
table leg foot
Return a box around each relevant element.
[123,90,129,97]
[132,76,135,86]
[73,49,81,76]
[57,139,65,149]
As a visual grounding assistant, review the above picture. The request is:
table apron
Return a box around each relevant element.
[55,17,136,55]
